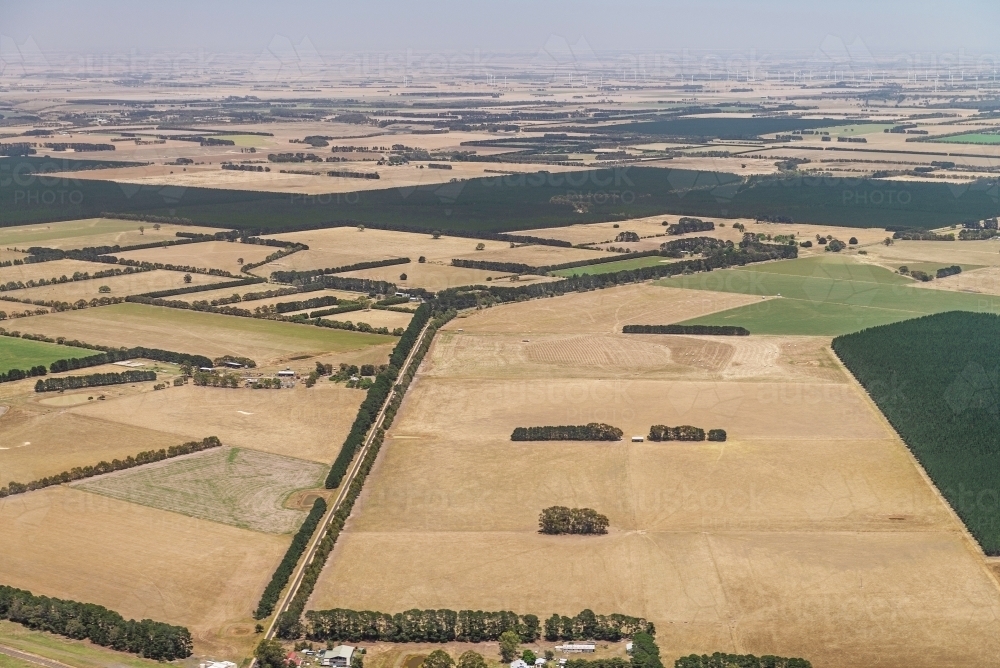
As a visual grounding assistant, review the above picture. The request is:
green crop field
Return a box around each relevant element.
[659,255,1000,335]
[76,446,328,534]
[0,621,166,668]
[550,255,671,276]
[0,336,89,374]
[833,311,1000,554]
[932,132,1000,145]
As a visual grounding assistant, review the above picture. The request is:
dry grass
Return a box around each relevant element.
[75,446,328,534]
[309,282,1000,668]
[0,218,223,250]
[0,259,114,285]
[11,269,232,303]
[112,241,277,274]
[339,263,559,292]
[0,486,287,659]
[14,303,393,365]
[71,383,367,463]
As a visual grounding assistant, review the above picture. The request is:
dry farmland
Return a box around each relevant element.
[0,258,117,285]
[71,382,368,463]
[339,263,559,292]
[75,446,328,533]
[112,240,278,274]
[0,486,288,658]
[14,303,394,364]
[309,283,1000,668]
[0,218,222,250]
[10,269,230,302]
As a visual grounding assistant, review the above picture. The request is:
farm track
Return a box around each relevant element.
[253,316,433,662]
[0,644,74,668]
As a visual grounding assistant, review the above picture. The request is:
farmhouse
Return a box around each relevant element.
[320,646,355,668]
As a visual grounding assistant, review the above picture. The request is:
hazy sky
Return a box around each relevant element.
[2,0,998,57]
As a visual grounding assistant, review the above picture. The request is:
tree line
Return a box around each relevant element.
[0,586,192,661]
[0,437,221,498]
[324,305,432,489]
[658,237,729,257]
[648,426,726,442]
[674,654,811,668]
[275,295,339,313]
[274,310,453,640]
[622,325,749,336]
[539,507,609,535]
[134,276,265,299]
[48,345,213,373]
[304,608,652,644]
[511,423,623,441]
[270,258,411,284]
[0,266,149,293]
[35,369,157,392]
[255,498,327,619]
[306,303,364,318]
[240,244,308,274]
[433,241,797,311]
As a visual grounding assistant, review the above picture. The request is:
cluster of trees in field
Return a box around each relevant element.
[35,369,156,392]
[0,266,149,292]
[275,295,339,313]
[936,265,962,278]
[832,311,1000,555]
[451,258,534,274]
[665,217,715,235]
[674,654,811,668]
[658,237,729,257]
[213,355,256,368]
[615,231,640,243]
[270,257,410,284]
[539,507,609,535]
[0,586,192,660]
[622,325,749,336]
[255,498,327,619]
[0,142,35,156]
[192,370,241,388]
[304,608,652,643]
[0,437,221,498]
[512,423,623,441]
[648,426,726,442]
[327,169,380,179]
[324,304,432,489]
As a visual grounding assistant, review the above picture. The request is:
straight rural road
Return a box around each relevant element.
[253,317,435,659]
[0,644,76,668]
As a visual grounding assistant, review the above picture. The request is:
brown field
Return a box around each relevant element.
[0,486,287,659]
[0,218,223,250]
[339,263,559,292]
[10,269,233,303]
[112,240,277,274]
[0,259,111,285]
[13,303,393,365]
[304,308,415,331]
[309,283,1000,668]
[71,383,366,464]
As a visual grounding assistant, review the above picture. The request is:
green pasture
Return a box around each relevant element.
[658,255,1000,335]
[0,336,89,374]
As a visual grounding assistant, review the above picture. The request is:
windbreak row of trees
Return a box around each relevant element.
[538,507,609,535]
[0,365,47,383]
[648,426,726,442]
[511,423,623,441]
[0,586,193,660]
[674,654,811,668]
[0,266,149,292]
[240,244,308,273]
[134,277,265,299]
[35,369,156,392]
[325,304,432,489]
[48,345,213,372]
[254,498,328,619]
[0,437,221,498]
[270,258,410,284]
[275,295,339,313]
[304,608,652,643]
[622,325,749,336]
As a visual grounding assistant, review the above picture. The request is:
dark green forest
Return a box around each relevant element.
[833,311,1000,554]
[2,159,997,231]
